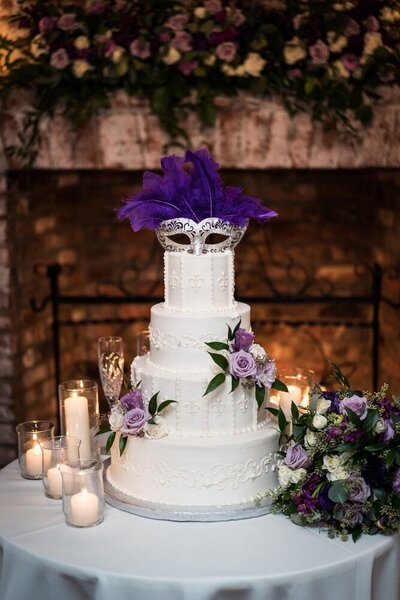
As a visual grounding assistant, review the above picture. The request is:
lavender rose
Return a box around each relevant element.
[383,418,395,442]
[120,406,150,435]
[166,14,189,31]
[229,350,257,379]
[309,39,329,65]
[39,16,56,35]
[129,39,151,59]
[120,389,144,410]
[340,395,368,420]
[215,41,237,62]
[57,13,78,32]
[341,53,359,72]
[347,475,371,502]
[393,468,400,493]
[232,328,254,352]
[284,443,309,470]
[50,48,70,69]
[172,31,192,52]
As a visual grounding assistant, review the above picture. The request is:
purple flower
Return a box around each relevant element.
[362,456,385,487]
[309,39,329,65]
[57,13,78,32]
[366,16,380,32]
[204,0,222,14]
[293,490,317,514]
[86,1,106,15]
[178,61,199,76]
[341,53,359,72]
[255,360,276,388]
[104,40,118,58]
[284,443,309,469]
[232,328,254,352]
[343,427,363,443]
[130,39,151,60]
[229,350,257,379]
[347,475,371,502]
[287,68,302,79]
[120,389,144,410]
[215,41,237,62]
[345,19,361,37]
[340,395,368,420]
[393,469,400,493]
[50,49,70,69]
[209,29,239,46]
[159,32,171,43]
[343,503,364,526]
[39,17,56,35]
[326,426,341,442]
[323,391,340,413]
[318,486,335,512]
[166,14,189,31]
[383,418,395,442]
[120,406,150,435]
[172,31,192,52]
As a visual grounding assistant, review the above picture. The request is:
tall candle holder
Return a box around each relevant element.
[15,420,54,479]
[59,380,99,460]
[40,436,81,499]
[61,459,105,528]
[272,368,315,420]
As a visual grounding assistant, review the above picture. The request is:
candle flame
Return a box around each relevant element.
[32,433,37,441]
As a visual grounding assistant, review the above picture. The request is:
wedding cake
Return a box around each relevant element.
[106,149,281,515]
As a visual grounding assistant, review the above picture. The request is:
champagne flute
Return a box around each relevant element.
[98,336,124,408]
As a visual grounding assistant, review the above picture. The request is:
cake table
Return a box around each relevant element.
[0,461,399,600]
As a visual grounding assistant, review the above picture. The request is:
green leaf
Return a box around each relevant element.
[365,443,387,452]
[205,341,230,351]
[255,384,266,410]
[386,448,397,468]
[290,512,306,526]
[148,392,159,417]
[231,376,240,393]
[278,408,289,432]
[106,431,116,453]
[292,422,307,442]
[329,361,351,388]
[227,325,234,341]
[157,399,177,413]
[363,409,379,432]
[335,443,356,453]
[351,525,363,543]
[344,406,361,426]
[291,401,299,420]
[119,434,128,456]
[267,406,279,418]
[95,424,111,436]
[328,481,349,504]
[208,352,229,371]
[271,378,289,393]
[203,373,226,396]
[232,320,241,336]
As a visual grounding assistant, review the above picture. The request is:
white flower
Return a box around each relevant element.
[327,465,351,481]
[30,35,49,58]
[363,32,383,57]
[194,7,206,19]
[204,54,216,66]
[333,59,350,78]
[162,46,181,65]
[111,46,125,64]
[74,36,90,50]
[144,415,169,439]
[249,343,267,363]
[283,38,306,65]
[72,60,93,78]
[109,407,124,431]
[316,397,331,415]
[304,428,318,448]
[278,464,293,488]
[327,32,348,53]
[291,468,307,484]
[312,414,328,430]
[381,7,400,23]
[323,454,341,473]
[242,52,266,77]
[374,418,386,434]
[323,453,352,481]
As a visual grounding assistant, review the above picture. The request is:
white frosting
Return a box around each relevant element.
[107,427,279,507]
[149,302,250,369]
[164,250,235,312]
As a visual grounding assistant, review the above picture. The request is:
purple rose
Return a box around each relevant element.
[39,16,56,35]
[366,16,380,32]
[229,350,257,379]
[50,48,70,69]
[340,395,368,420]
[172,31,192,52]
[86,1,106,15]
[255,360,276,388]
[57,13,78,32]
[215,41,237,62]
[393,468,400,493]
[166,14,189,31]
[178,61,199,76]
[129,39,151,59]
[341,53,359,72]
[120,406,150,435]
[232,328,254,352]
[347,475,371,502]
[309,39,329,65]
[120,389,144,410]
[345,19,361,37]
[284,443,309,469]
[383,418,395,442]
[204,0,222,14]
[103,40,118,58]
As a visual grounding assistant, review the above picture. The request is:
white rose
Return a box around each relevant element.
[327,466,351,482]
[162,46,181,65]
[242,52,266,77]
[109,407,124,432]
[249,343,267,363]
[327,32,347,53]
[204,54,216,66]
[278,464,293,488]
[111,46,125,64]
[374,418,386,434]
[381,7,400,23]
[304,428,318,448]
[291,468,307,484]
[312,414,328,430]
[364,32,383,56]
[283,38,306,65]
[323,454,341,473]
[74,36,90,50]
[30,35,49,58]
[72,60,93,78]
[194,7,206,18]
[333,59,350,78]
[316,397,331,415]
[144,415,169,439]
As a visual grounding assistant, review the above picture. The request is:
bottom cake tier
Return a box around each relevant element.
[106,425,279,509]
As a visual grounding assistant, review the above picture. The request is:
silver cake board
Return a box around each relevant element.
[103,461,272,523]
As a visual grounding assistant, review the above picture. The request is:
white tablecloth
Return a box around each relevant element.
[0,460,399,600]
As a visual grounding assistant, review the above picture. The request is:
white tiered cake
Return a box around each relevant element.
[106,227,279,512]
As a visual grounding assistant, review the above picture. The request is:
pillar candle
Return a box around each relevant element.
[26,442,43,477]
[70,488,99,526]
[279,384,303,419]
[64,395,91,459]
[47,465,62,497]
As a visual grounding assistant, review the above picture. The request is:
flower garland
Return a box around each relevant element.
[259,364,400,541]
[1,0,399,164]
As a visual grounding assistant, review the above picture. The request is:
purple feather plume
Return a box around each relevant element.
[118,149,277,231]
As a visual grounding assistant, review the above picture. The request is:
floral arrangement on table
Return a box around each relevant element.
[1,0,399,163]
[204,320,287,408]
[259,364,400,541]
[98,386,176,456]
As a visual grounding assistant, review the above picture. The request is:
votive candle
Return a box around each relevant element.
[70,488,99,527]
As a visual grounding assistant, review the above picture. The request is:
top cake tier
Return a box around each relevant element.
[164,250,235,312]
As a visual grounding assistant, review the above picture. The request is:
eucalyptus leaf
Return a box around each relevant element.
[148,392,159,416]
[157,399,177,413]
[119,434,128,456]
[203,373,226,396]
[205,341,229,351]
[255,384,266,410]
[106,431,116,453]
[328,480,349,504]
[208,352,229,371]
[290,512,306,527]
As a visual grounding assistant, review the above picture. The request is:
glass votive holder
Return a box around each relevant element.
[15,420,55,480]
[275,368,315,419]
[136,329,150,357]
[59,380,99,460]
[61,459,104,528]
[40,436,81,500]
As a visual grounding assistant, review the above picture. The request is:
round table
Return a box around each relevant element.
[0,461,399,600]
